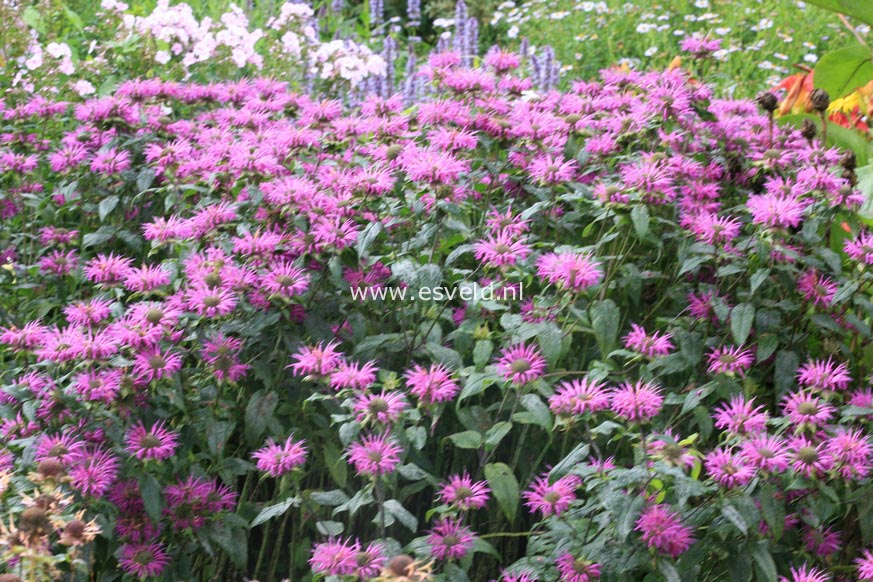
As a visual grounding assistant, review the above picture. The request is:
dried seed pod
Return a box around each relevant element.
[800,118,817,140]
[756,92,778,113]
[809,88,830,112]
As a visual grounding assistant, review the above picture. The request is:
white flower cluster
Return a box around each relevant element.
[310,40,387,87]
[126,0,262,69]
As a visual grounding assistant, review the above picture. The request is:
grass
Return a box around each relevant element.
[492,0,865,96]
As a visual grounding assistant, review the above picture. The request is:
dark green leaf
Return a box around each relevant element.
[251,497,299,527]
[448,431,483,449]
[138,474,162,523]
[485,462,519,524]
[730,303,755,346]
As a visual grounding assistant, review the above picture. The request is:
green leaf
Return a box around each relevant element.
[138,474,162,523]
[751,542,777,582]
[631,205,649,238]
[485,462,519,524]
[803,0,873,27]
[857,163,873,220]
[137,167,155,191]
[473,340,493,368]
[730,303,755,346]
[316,521,344,536]
[310,490,349,506]
[245,390,279,446]
[750,268,770,295]
[550,443,589,479]
[448,431,483,449]
[591,299,620,356]
[206,421,235,457]
[814,43,873,99]
[383,499,418,531]
[324,442,347,489]
[251,498,298,527]
[98,195,119,221]
[722,502,748,534]
[484,421,513,449]
[774,350,799,396]
[210,524,247,569]
[516,393,552,431]
[458,373,492,403]
[356,221,383,258]
[536,324,563,364]
[659,561,681,582]
[83,226,116,248]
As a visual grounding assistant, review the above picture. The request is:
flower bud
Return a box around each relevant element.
[756,92,778,113]
[800,118,817,140]
[809,88,830,112]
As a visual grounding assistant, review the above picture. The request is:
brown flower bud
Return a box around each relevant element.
[37,459,64,479]
[18,507,50,537]
[809,88,830,112]
[800,118,817,140]
[387,555,415,577]
[841,150,857,171]
[756,92,778,113]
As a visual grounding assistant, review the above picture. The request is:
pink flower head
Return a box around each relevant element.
[353,390,408,425]
[529,154,577,185]
[474,231,531,268]
[747,193,808,229]
[707,345,754,375]
[201,334,249,382]
[309,538,358,576]
[68,449,120,498]
[329,359,378,391]
[523,472,580,518]
[802,525,842,557]
[781,391,834,428]
[536,252,603,292]
[797,270,837,308]
[704,447,756,488]
[857,548,873,581]
[260,261,310,297]
[118,542,170,577]
[797,357,852,392]
[739,434,790,473]
[427,517,475,560]
[347,433,403,477]
[404,363,460,404]
[548,377,610,416]
[622,324,673,358]
[825,427,872,480]
[496,343,547,385]
[125,421,179,461]
[778,564,830,582]
[133,347,183,383]
[439,472,491,511]
[610,380,663,422]
[845,231,873,265]
[789,435,832,478]
[289,340,343,377]
[635,504,695,558]
[253,435,308,477]
[713,395,769,435]
[555,552,601,582]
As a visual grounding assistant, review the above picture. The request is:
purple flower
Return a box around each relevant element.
[253,435,308,477]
